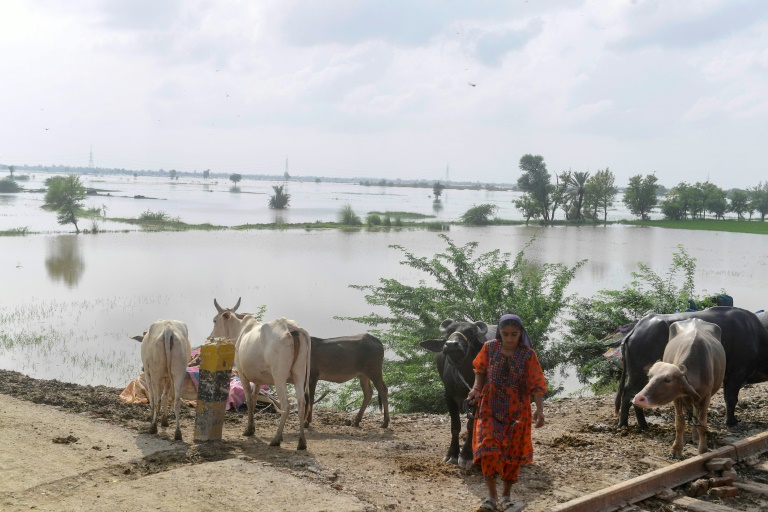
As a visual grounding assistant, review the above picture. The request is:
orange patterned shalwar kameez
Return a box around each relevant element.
[472,339,547,481]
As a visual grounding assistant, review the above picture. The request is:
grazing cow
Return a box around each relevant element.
[210,298,311,450]
[616,306,768,429]
[632,319,726,458]
[419,319,496,469]
[140,319,192,440]
[306,334,389,428]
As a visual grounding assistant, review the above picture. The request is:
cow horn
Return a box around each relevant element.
[214,298,224,313]
[233,297,241,312]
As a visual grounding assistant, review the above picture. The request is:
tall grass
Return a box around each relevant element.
[338,204,362,225]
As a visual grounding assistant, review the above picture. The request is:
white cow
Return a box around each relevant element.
[211,298,311,450]
[140,319,192,441]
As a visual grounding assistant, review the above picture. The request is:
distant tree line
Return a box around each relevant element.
[513,154,768,222]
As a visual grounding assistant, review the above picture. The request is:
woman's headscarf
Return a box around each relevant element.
[496,313,532,347]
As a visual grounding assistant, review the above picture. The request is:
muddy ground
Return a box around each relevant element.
[2,369,768,511]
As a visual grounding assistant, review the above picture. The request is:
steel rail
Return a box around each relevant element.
[546,431,768,512]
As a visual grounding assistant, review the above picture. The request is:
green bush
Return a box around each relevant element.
[338,204,362,225]
[461,204,498,225]
[139,210,170,222]
[339,234,584,413]
[557,245,717,394]
[366,213,382,226]
[0,176,21,193]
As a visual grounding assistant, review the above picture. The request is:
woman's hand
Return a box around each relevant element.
[467,387,481,404]
[533,408,545,428]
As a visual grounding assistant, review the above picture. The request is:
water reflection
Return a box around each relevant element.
[432,199,444,213]
[45,235,85,288]
[0,194,18,206]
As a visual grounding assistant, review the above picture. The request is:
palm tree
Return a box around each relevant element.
[567,171,590,220]
[268,184,291,209]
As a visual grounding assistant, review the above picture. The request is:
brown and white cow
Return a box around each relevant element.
[632,318,726,458]
[139,319,192,440]
[307,334,389,428]
[210,298,311,450]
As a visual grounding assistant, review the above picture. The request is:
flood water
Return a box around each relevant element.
[0,172,659,234]
[1,221,765,392]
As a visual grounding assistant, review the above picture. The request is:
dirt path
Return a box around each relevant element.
[2,369,768,511]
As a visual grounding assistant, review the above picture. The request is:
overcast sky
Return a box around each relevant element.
[2,0,767,188]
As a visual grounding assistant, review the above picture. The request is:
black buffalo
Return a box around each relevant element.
[617,306,768,429]
[419,319,496,469]
[306,334,389,428]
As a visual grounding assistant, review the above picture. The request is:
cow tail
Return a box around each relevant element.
[303,329,311,398]
[164,327,174,386]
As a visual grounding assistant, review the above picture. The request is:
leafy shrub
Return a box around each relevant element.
[139,210,170,222]
[366,213,382,226]
[461,204,498,225]
[340,234,584,413]
[338,204,362,225]
[0,177,21,193]
[558,245,714,394]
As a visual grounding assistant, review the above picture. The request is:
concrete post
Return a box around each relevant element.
[194,338,235,442]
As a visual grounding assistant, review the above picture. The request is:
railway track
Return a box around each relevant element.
[548,430,768,512]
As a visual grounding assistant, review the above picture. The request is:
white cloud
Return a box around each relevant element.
[0,0,766,189]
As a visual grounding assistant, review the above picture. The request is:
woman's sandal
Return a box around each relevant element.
[477,497,497,511]
[498,496,524,511]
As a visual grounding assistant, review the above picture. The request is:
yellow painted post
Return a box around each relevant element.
[194,338,235,442]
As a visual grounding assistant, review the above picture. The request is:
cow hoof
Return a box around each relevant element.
[352,421,361,428]
[243,427,255,437]
[297,440,307,451]
[174,430,182,441]
[458,456,473,470]
[380,421,389,429]
[161,419,169,427]
[303,421,310,429]
[149,424,158,434]
[446,456,458,465]
[269,439,281,447]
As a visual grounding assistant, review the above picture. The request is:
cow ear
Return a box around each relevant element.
[130,335,144,343]
[419,339,446,352]
[678,364,687,376]
[473,321,488,336]
[439,319,454,333]
[678,372,701,402]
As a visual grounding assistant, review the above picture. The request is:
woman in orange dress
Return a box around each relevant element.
[467,314,546,511]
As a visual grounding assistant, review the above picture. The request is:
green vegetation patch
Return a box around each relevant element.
[0,227,29,237]
[623,219,768,235]
[368,211,434,219]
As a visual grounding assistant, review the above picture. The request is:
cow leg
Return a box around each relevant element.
[146,372,159,434]
[243,380,257,437]
[445,395,462,464]
[633,405,648,430]
[620,381,648,430]
[371,374,389,428]
[353,376,373,427]
[272,380,289,447]
[304,374,317,429]
[160,383,170,427]
[722,380,740,428]
[671,399,686,459]
[293,374,308,451]
[458,414,474,470]
[696,400,710,454]
[172,372,184,441]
